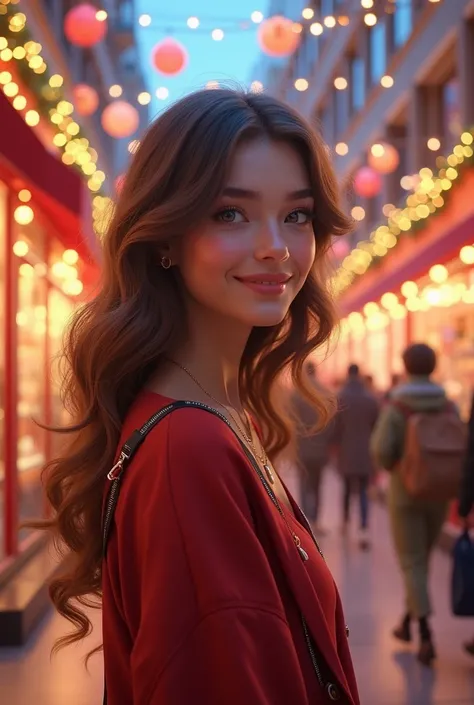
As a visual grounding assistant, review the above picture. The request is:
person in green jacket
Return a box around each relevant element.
[370,343,449,667]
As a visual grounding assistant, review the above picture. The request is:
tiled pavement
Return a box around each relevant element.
[1,470,474,705]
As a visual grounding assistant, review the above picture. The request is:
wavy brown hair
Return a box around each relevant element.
[40,89,352,652]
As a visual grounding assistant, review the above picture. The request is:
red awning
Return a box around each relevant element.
[0,92,100,267]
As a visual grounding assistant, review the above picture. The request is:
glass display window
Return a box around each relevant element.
[0,182,6,561]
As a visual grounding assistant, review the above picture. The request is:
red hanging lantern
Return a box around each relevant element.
[368,142,400,174]
[73,84,99,116]
[64,4,107,48]
[354,167,382,199]
[101,101,139,139]
[151,38,188,76]
[257,16,301,57]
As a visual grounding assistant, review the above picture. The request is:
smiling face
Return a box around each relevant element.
[171,138,316,332]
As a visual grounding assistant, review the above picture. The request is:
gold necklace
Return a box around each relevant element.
[168,359,275,485]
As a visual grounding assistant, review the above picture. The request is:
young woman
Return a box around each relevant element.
[41,89,358,705]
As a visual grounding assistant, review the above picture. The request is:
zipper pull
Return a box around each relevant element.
[294,534,309,562]
[107,451,128,481]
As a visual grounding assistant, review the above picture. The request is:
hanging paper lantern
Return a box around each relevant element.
[64,4,107,48]
[151,38,188,76]
[73,84,99,116]
[332,238,350,260]
[257,16,301,57]
[368,142,400,175]
[101,101,139,139]
[354,167,382,199]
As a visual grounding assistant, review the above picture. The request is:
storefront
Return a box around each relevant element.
[0,92,98,574]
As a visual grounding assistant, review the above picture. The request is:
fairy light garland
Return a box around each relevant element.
[0,2,107,196]
[333,130,474,297]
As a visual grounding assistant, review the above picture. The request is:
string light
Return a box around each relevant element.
[323,15,336,28]
[364,13,377,26]
[334,77,348,90]
[137,91,151,105]
[294,78,309,92]
[302,8,314,20]
[310,22,323,36]
[212,28,224,41]
[427,137,441,151]
[251,11,264,24]
[139,14,152,27]
[250,80,263,93]
[380,75,394,88]
[109,84,123,97]
[156,87,169,99]
[335,142,349,156]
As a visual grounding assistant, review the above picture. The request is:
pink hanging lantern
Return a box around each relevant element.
[64,4,107,48]
[332,238,350,260]
[257,15,301,57]
[151,38,188,76]
[101,101,139,139]
[354,167,382,199]
[73,84,99,116]
[368,142,400,175]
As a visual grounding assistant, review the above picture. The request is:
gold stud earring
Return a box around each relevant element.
[161,256,172,270]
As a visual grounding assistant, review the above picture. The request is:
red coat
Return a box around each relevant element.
[103,391,360,705]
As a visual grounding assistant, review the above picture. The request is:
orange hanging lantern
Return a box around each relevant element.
[354,167,382,199]
[257,15,301,57]
[64,3,107,48]
[73,84,99,116]
[101,101,139,139]
[151,38,188,76]
[368,142,400,174]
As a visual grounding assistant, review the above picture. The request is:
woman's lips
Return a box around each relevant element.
[234,274,292,296]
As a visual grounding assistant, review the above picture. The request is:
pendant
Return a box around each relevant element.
[294,535,309,562]
[263,463,275,484]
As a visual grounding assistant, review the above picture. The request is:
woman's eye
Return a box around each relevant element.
[286,209,313,224]
[215,208,245,223]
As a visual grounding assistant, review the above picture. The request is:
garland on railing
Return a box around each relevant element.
[333,129,474,297]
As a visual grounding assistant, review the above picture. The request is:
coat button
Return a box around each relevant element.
[327,683,341,701]
[345,625,350,638]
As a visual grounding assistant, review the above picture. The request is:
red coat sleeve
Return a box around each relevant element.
[120,409,313,705]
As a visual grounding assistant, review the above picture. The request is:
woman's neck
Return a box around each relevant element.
[148,312,251,410]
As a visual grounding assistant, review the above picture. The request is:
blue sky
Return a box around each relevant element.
[135,0,270,119]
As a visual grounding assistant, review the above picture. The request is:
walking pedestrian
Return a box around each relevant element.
[458,390,474,657]
[371,344,452,666]
[333,364,379,549]
[37,90,359,705]
[292,360,333,536]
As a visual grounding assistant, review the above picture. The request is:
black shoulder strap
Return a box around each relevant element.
[101,399,232,705]
[102,399,230,558]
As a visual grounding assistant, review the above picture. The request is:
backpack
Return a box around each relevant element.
[394,401,467,500]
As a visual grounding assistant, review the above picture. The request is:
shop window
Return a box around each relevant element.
[15,225,47,542]
[48,288,74,457]
[393,0,413,48]
[350,56,365,113]
[370,22,387,84]
[442,77,462,153]
[0,183,6,561]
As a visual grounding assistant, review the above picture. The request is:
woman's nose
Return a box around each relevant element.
[253,221,290,262]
